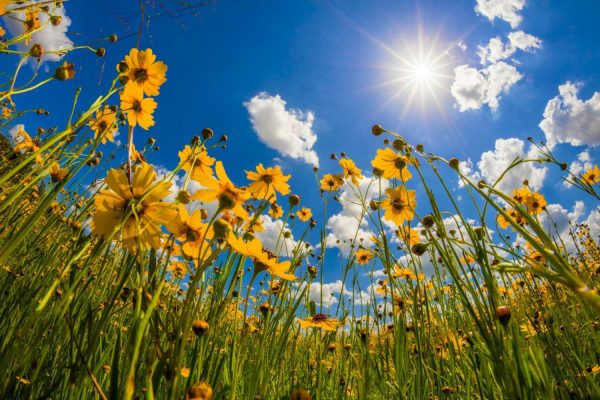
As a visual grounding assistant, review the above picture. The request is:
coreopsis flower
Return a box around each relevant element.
[296,207,312,221]
[178,145,215,181]
[581,165,600,185]
[49,162,68,182]
[166,204,214,261]
[246,164,291,202]
[13,125,42,163]
[243,215,265,233]
[192,161,249,220]
[268,203,283,219]
[391,266,423,281]
[497,208,526,230]
[0,26,5,37]
[320,173,344,191]
[355,249,373,265]
[22,5,41,44]
[298,314,343,331]
[0,0,8,17]
[122,48,167,96]
[512,186,530,204]
[89,106,118,144]
[381,186,416,226]
[92,163,178,251]
[524,192,547,215]
[186,381,213,400]
[371,148,412,181]
[120,84,157,130]
[397,225,420,246]
[339,158,362,185]
[227,233,296,280]
[169,261,188,279]
[1,107,10,118]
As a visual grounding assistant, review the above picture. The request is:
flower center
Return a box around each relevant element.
[262,175,273,184]
[132,100,142,112]
[394,158,407,170]
[312,313,328,322]
[134,68,148,83]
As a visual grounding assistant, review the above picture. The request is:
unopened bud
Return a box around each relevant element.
[449,158,460,170]
[96,47,106,58]
[495,306,511,325]
[371,124,385,136]
[288,194,300,207]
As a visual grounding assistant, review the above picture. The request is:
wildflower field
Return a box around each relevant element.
[0,1,599,399]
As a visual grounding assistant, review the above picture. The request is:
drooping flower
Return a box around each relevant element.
[296,207,312,222]
[166,204,214,261]
[192,161,249,220]
[339,158,362,185]
[227,233,296,280]
[320,173,344,191]
[371,148,412,181]
[120,84,157,130]
[581,165,600,185]
[49,162,68,182]
[22,5,41,44]
[355,249,373,265]
[298,314,343,331]
[13,125,42,163]
[89,106,118,144]
[397,225,420,246]
[381,186,416,226]
[178,145,215,181]
[122,48,167,96]
[246,164,291,203]
[268,203,283,219]
[92,163,177,251]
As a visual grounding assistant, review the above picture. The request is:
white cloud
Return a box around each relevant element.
[297,280,371,307]
[244,92,319,166]
[477,31,541,65]
[539,82,600,149]
[325,177,388,255]
[3,1,73,64]
[255,215,300,258]
[459,137,547,192]
[451,62,522,111]
[582,209,600,241]
[475,0,526,28]
[565,151,594,187]
[539,201,586,251]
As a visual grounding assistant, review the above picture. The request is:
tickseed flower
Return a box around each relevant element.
[397,225,420,246]
[371,148,412,181]
[268,203,283,219]
[0,26,5,37]
[497,208,526,230]
[22,5,41,44]
[49,162,68,182]
[12,125,42,163]
[192,161,249,220]
[178,145,215,181]
[89,106,117,144]
[122,48,167,96]
[166,204,214,261]
[320,173,344,191]
[355,249,373,265]
[227,233,296,280]
[0,1,8,17]
[1,107,10,118]
[296,207,312,222]
[381,186,416,226]
[186,381,213,400]
[339,158,362,185]
[92,163,177,251]
[168,261,188,279]
[246,164,291,203]
[581,165,600,185]
[54,61,75,81]
[120,84,157,130]
[524,191,547,215]
[298,314,343,331]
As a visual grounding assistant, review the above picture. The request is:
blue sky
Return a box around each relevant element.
[2,0,599,308]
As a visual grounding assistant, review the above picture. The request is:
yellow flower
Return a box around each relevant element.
[49,162,68,182]
[355,249,373,265]
[192,161,249,219]
[497,208,526,230]
[246,164,291,203]
[120,84,157,130]
[371,148,412,181]
[1,107,10,118]
[381,186,416,226]
[0,26,5,37]
[22,5,41,44]
[298,314,343,331]
[0,0,8,17]
[512,186,530,204]
[581,165,600,185]
[227,233,296,280]
[13,125,42,163]
[268,203,283,219]
[524,192,546,215]
[92,163,177,251]
[339,158,362,185]
[123,48,167,96]
[320,173,344,191]
[166,204,213,261]
[296,207,312,221]
[89,106,117,144]
[397,225,420,246]
[168,261,188,279]
[178,145,215,181]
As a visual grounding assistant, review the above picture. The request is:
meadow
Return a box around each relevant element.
[0,2,599,399]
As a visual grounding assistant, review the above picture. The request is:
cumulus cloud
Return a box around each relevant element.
[244,93,319,166]
[459,137,547,192]
[325,177,388,255]
[477,31,541,65]
[539,82,600,149]
[451,62,522,111]
[255,215,300,258]
[582,209,600,241]
[475,0,526,28]
[564,151,594,187]
[297,280,371,307]
[539,201,586,251]
[2,1,73,64]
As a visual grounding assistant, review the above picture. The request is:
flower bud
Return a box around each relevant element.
[288,194,300,207]
[415,144,424,152]
[201,128,214,140]
[117,61,128,73]
[422,215,434,228]
[192,320,209,336]
[108,34,118,43]
[186,381,213,400]
[50,16,62,26]
[54,62,75,81]
[177,190,191,204]
[449,158,460,170]
[29,44,44,58]
[495,306,511,325]
[411,242,428,256]
[290,389,312,400]
[371,124,385,136]
[369,200,379,210]
[96,47,106,58]
[213,218,232,239]
[392,139,405,151]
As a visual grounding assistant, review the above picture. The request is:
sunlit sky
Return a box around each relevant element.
[2,0,599,305]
